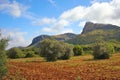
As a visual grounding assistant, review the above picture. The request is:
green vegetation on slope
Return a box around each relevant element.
[67,29,120,45]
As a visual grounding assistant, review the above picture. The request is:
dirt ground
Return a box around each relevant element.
[4,53,120,80]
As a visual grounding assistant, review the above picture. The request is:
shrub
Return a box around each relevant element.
[32,47,40,55]
[93,42,110,59]
[82,45,93,54]
[7,47,25,59]
[25,51,36,58]
[21,47,39,58]
[0,32,8,79]
[39,39,73,61]
[105,43,115,53]
[73,45,83,56]
[60,44,74,60]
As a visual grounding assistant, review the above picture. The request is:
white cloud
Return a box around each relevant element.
[1,29,30,49]
[42,0,120,34]
[58,0,120,27]
[32,17,56,25]
[0,0,29,17]
[43,19,70,34]
[60,6,86,22]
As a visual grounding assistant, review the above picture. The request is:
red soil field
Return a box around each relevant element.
[4,53,120,80]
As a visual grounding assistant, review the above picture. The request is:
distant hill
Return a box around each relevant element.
[29,33,77,46]
[67,22,120,45]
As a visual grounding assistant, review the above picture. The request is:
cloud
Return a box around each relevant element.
[32,17,56,25]
[41,0,120,34]
[1,29,30,49]
[59,0,120,27]
[60,6,86,22]
[0,0,29,17]
[42,19,70,34]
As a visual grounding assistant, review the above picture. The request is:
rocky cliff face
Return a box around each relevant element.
[82,22,120,34]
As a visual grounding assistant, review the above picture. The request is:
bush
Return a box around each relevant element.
[105,43,115,53]
[7,47,25,59]
[25,51,36,58]
[82,45,93,54]
[73,45,83,56]
[93,42,110,59]
[21,47,38,58]
[60,44,74,60]
[39,39,73,61]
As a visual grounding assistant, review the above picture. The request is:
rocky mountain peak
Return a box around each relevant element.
[82,22,120,34]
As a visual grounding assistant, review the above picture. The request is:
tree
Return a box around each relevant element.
[39,39,73,61]
[73,45,83,56]
[7,47,25,59]
[93,42,110,59]
[0,31,8,79]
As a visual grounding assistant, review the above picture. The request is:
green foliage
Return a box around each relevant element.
[105,43,115,53]
[67,29,120,45]
[32,47,40,55]
[73,45,83,56]
[7,47,25,59]
[25,51,36,58]
[60,44,74,60]
[0,32,8,79]
[109,40,120,52]
[93,42,110,59]
[21,47,38,58]
[39,39,73,61]
[82,45,93,54]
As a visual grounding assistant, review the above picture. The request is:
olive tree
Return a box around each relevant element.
[39,39,73,61]
[93,42,110,59]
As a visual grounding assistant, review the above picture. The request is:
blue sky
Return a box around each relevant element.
[0,0,120,48]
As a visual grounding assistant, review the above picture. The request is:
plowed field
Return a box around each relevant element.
[4,53,120,80]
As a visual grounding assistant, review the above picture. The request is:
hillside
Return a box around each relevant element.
[29,33,77,46]
[67,22,120,45]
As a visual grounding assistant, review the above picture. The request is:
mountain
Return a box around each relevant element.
[29,22,120,47]
[67,22,120,45]
[29,33,77,46]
